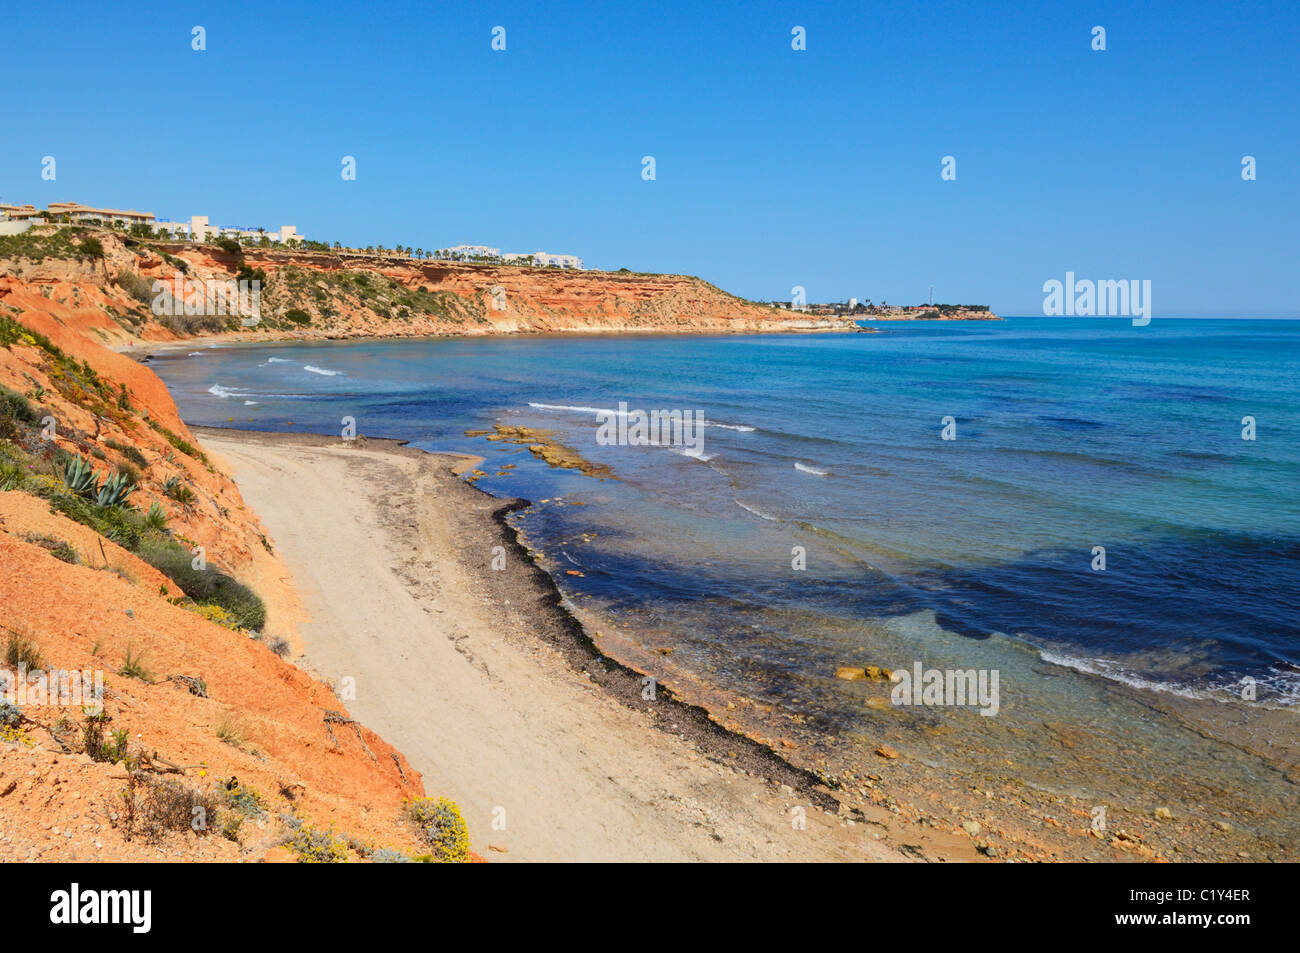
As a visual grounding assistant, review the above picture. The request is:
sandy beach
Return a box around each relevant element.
[196,428,926,862]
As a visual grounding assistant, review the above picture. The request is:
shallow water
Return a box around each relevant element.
[154,318,1300,850]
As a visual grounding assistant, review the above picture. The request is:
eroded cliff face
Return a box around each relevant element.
[0,230,446,862]
[171,243,857,337]
[23,233,854,343]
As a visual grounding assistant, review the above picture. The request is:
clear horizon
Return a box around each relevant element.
[2,0,1297,317]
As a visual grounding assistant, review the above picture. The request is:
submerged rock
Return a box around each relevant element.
[835,664,892,682]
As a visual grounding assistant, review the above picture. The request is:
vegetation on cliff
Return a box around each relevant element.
[0,288,439,861]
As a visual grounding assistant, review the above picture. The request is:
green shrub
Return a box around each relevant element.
[163,476,196,504]
[4,629,42,670]
[47,492,145,549]
[223,779,266,818]
[286,824,350,863]
[148,421,207,463]
[0,700,21,728]
[82,711,128,763]
[0,385,40,439]
[77,237,104,259]
[140,777,220,836]
[0,460,26,491]
[105,438,147,468]
[216,237,241,255]
[134,538,267,630]
[235,264,266,287]
[114,269,154,304]
[119,644,153,682]
[283,308,311,326]
[159,312,231,335]
[404,796,470,863]
[21,532,78,564]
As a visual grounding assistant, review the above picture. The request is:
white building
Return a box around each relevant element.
[446,244,500,259]
[188,216,303,245]
[532,251,583,269]
[502,250,584,269]
[154,219,190,238]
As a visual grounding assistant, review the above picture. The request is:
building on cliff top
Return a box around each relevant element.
[0,203,41,221]
[506,250,583,269]
[46,201,157,226]
[446,244,501,259]
[0,200,303,246]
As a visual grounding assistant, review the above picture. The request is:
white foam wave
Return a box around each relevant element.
[706,420,755,432]
[734,499,778,521]
[303,364,340,376]
[529,402,606,415]
[794,462,828,476]
[207,383,311,401]
[1037,650,1258,703]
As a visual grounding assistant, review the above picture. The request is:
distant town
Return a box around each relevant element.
[772,298,994,319]
[0,199,584,270]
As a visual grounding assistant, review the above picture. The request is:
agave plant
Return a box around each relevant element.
[0,461,23,492]
[144,501,168,530]
[62,455,100,497]
[163,476,196,505]
[95,471,135,508]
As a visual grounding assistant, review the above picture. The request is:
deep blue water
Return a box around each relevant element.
[152,318,1300,711]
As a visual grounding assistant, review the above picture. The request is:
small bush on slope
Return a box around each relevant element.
[404,796,470,863]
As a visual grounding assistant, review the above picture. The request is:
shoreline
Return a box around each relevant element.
[118,324,873,359]
[196,428,843,805]
[187,417,1297,863]
[195,426,937,861]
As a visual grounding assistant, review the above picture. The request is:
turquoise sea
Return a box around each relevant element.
[153,317,1300,845]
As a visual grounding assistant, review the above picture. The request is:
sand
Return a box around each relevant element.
[197,429,908,862]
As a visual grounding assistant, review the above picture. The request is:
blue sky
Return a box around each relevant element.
[2,0,1297,316]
